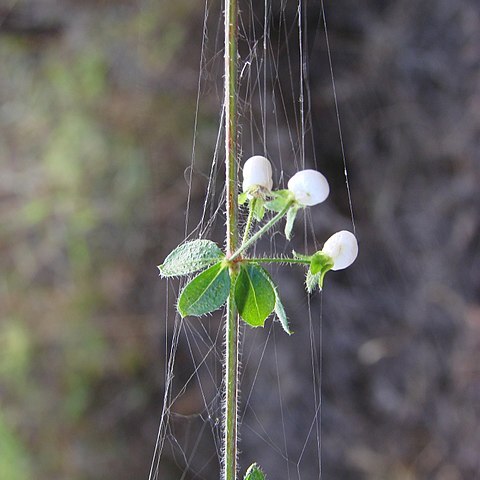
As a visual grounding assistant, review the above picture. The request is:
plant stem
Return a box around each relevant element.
[224,273,238,480]
[224,0,239,479]
[241,198,257,246]
[229,201,293,261]
[244,257,310,265]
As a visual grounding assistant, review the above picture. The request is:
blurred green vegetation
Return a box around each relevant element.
[0,2,207,478]
[0,409,32,480]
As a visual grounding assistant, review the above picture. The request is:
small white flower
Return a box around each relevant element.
[287,169,329,206]
[242,155,273,193]
[322,230,358,270]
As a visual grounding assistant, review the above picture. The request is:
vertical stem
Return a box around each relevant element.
[224,275,238,480]
[224,0,239,480]
[225,0,238,258]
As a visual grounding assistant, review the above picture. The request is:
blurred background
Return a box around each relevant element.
[1,1,479,479]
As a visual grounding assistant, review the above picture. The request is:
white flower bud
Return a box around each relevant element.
[242,155,273,193]
[287,169,329,206]
[322,230,358,271]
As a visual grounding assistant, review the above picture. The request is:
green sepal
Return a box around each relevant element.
[310,251,334,275]
[285,206,299,240]
[158,239,224,277]
[244,463,266,480]
[252,198,265,221]
[234,264,275,328]
[264,189,292,212]
[260,267,292,335]
[239,191,249,205]
[305,252,334,293]
[177,262,230,317]
[241,185,271,205]
[306,269,320,294]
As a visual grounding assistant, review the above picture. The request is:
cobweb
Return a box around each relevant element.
[149,1,355,479]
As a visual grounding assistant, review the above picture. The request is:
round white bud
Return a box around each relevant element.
[322,230,358,271]
[287,169,329,206]
[242,155,273,193]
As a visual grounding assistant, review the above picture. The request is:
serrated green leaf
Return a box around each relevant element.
[260,267,292,335]
[265,189,292,212]
[235,264,275,327]
[158,239,224,277]
[244,463,265,480]
[285,206,299,240]
[177,263,230,317]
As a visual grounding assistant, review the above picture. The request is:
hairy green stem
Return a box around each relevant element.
[224,0,239,479]
[244,257,310,265]
[224,273,238,480]
[229,201,294,261]
[241,198,257,246]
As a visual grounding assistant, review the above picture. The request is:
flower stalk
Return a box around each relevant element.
[244,257,310,265]
[241,197,257,246]
[230,201,294,261]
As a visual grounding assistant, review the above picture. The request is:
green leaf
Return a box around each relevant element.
[244,463,265,480]
[265,189,292,212]
[158,239,224,277]
[234,264,275,327]
[285,206,299,240]
[260,267,292,335]
[177,263,230,317]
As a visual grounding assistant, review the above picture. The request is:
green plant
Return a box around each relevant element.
[158,155,358,476]
[158,3,358,479]
[159,164,357,326]
[0,411,32,480]
[160,163,357,319]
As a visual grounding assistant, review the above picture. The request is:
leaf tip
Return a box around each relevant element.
[244,463,266,480]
